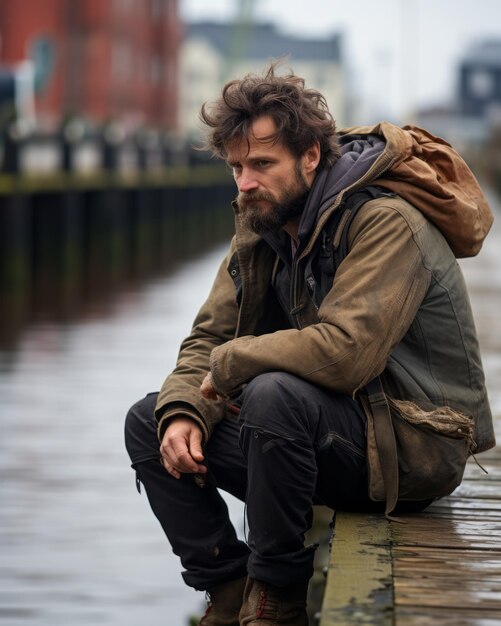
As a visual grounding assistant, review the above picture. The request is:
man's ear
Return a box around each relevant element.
[303,141,321,175]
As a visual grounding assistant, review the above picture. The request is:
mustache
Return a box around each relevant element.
[237,191,275,208]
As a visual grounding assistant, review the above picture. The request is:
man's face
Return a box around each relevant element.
[226,116,318,236]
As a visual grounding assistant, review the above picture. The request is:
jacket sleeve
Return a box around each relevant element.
[155,239,239,444]
[209,199,432,397]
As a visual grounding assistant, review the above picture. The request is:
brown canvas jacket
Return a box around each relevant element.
[155,123,495,454]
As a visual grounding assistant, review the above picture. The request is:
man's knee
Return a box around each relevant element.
[240,372,310,437]
[124,392,157,435]
[124,392,159,463]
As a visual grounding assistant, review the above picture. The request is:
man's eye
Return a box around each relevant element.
[256,161,270,168]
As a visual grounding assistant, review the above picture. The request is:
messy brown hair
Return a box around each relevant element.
[199,61,340,170]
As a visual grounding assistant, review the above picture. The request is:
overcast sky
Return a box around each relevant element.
[181,0,501,121]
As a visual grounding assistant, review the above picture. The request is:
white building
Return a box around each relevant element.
[179,21,348,140]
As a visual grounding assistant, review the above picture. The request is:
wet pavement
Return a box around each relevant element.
[0,191,500,626]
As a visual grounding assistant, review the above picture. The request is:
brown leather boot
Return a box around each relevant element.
[239,577,309,625]
[198,576,247,626]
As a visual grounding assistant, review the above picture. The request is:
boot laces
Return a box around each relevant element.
[256,585,278,620]
[199,592,213,624]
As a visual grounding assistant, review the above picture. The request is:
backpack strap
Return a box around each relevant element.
[365,377,400,520]
[305,185,397,310]
[333,185,397,268]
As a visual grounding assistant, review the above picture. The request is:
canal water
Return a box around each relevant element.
[0,241,244,626]
[1,192,500,626]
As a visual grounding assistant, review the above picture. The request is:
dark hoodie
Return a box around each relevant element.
[263,134,386,327]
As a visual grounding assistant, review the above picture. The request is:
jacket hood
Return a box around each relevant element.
[245,122,493,260]
[296,133,385,242]
[339,122,494,258]
[262,132,386,258]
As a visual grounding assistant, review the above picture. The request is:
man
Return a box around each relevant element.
[125,64,495,625]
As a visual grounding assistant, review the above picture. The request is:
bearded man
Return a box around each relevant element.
[125,64,494,625]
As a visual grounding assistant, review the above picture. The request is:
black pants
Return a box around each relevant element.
[125,372,425,590]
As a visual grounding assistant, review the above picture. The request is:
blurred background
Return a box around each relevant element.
[0,1,500,624]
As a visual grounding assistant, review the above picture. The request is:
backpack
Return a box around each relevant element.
[306,186,476,520]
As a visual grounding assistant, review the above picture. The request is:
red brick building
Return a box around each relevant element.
[0,0,181,131]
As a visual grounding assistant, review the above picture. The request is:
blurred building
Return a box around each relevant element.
[0,0,181,132]
[459,40,501,123]
[179,21,347,139]
[416,39,501,150]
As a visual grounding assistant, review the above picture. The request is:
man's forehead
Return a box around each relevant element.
[249,115,278,141]
[226,116,282,159]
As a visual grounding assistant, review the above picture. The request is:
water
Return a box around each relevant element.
[0,242,244,626]
[1,194,500,626]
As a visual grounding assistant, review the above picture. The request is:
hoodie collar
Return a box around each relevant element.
[262,133,386,260]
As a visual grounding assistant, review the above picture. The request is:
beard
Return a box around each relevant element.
[237,164,310,235]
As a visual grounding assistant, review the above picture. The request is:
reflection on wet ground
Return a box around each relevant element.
[0,242,243,626]
[0,194,500,626]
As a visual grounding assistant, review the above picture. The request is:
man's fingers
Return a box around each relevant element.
[162,441,195,473]
[188,428,205,463]
[174,446,200,472]
[159,446,181,477]
[160,456,181,479]
[200,372,220,400]
[161,451,206,476]
[160,437,205,474]
[159,446,178,470]
[159,417,206,476]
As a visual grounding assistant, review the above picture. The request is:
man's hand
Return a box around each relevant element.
[160,417,206,479]
[200,372,220,401]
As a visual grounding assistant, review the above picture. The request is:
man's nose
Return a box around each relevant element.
[238,170,259,193]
